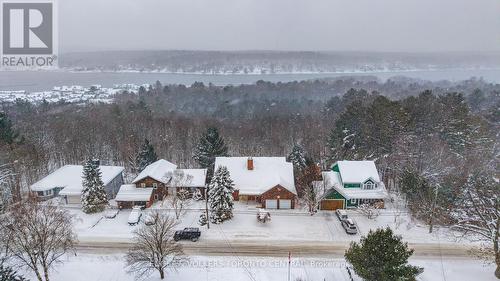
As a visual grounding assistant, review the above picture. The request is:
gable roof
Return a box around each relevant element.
[214,157,296,195]
[31,165,124,194]
[132,159,177,184]
[335,160,381,183]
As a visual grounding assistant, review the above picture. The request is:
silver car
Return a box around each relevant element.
[341,218,358,234]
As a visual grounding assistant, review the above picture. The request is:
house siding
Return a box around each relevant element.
[135,176,168,201]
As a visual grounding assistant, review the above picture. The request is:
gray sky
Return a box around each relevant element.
[60,0,500,53]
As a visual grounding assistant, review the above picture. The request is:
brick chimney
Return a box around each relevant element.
[247,157,254,170]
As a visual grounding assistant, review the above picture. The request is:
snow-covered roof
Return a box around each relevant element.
[335,161,381,183]
[333,182,388,200]
[322,169,387,200]
[32,165,124,194]
[214,157,296,195]
[132,159,177,184]
[172,169,207,187]
[322,171,342,188]
[115,184,154,201]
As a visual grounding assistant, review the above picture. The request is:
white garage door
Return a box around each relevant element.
[279,199,292,209]
[265,199,278,209]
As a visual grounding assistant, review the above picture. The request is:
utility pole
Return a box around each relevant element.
[205,184,210,229]
[288,251,291,281]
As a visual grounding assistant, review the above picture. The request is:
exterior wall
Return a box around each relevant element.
[66,195,81,204]
[135,176,167,202]
[105,173,124,199]
[259,184,296,209]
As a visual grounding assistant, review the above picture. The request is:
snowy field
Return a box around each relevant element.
[70,201,470,245]
[26,254,496,281]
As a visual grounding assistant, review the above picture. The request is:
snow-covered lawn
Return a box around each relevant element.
[30,254,497,281]
[69,201,468,245]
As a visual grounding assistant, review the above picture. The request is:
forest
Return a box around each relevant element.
[0,77,498,223]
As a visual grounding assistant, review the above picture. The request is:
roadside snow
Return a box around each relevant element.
[28,254,496,281]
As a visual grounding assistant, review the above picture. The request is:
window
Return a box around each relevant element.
[140,183,146,188]
[350,199,357,204]
[152,183,158,189]
[364,181,375,190]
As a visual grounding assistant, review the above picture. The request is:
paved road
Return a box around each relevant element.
[76,238,475,258]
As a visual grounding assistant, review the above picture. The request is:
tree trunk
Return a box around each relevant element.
[159,268,165,279]
[495,241,499,279]
[43,264,50,281]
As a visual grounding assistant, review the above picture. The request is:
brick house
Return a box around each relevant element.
[214,157,297,209]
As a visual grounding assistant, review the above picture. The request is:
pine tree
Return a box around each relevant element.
[193,127,228,181]
[207,166,234,224]
[0,112,21,147]
[81,159,108,214]
[345,227,423,281]
[136,138,158,172]
[287,144,307,172]
[0,265,28,281]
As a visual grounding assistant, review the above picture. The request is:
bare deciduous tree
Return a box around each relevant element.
[357,203,381,220]
[126,212,185,280]
[1,200,76,281]
[165,171,193,219]
[298,162,323,214]
[453,171,499,279]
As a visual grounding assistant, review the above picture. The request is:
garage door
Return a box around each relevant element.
[279,199,292,209]
[265,199,278,209]
[320,199,344,210]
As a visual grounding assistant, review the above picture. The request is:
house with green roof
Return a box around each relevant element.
[319,160,388,210]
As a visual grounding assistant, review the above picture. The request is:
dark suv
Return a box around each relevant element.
[174,227,201,242]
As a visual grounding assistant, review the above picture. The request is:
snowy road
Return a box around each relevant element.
[76,238,475,258]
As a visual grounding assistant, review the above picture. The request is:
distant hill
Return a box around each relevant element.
[59,50,500,74]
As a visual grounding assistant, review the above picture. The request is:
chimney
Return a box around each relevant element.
[247,157,254,170]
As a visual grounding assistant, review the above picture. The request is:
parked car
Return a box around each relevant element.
[105,208,119,219]
[341,218,358,234]
[336,209,348,221]
[128,206,142,225]
[174,227,201,242]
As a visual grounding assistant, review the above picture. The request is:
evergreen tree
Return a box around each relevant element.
[207,166,234,224]
[193,127,228,181]
[345,227,423,281]
[0,265,28,281]
[81,159,107,214]
[136,138,158,172]
[0,112,21,147]
[287,144,307,171]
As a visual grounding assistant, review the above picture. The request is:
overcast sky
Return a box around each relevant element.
[60,0,500,53]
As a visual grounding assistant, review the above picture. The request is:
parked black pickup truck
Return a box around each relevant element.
[174,227,201,242]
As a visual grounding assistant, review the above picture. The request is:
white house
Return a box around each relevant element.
[31,164,124,204]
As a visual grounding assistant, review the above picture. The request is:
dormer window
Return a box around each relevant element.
[363,181,376,190]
